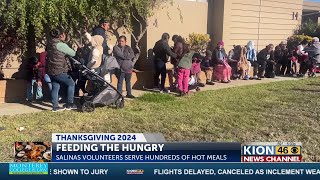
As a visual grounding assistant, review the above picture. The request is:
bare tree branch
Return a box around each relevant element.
[131,11,143,35]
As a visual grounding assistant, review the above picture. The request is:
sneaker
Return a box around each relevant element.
[179,91,185,97]
[126,94,136,99]
[52,107,66,112]
[160,88,169,93]
[206,81,215,85]
[221,80,230,83]
[65,104,78,111]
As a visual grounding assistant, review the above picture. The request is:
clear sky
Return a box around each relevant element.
[306,0,320,2]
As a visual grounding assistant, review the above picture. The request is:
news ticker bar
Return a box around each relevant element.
[3,163,320,180]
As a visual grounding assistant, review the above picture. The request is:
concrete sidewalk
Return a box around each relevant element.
[0,77,299,116]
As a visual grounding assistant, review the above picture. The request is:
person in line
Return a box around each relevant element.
[228,45,242,80]
[288,47,298,76]
[274,43,284,76]
[39,51,52,93]
[278,41,291,76]
[46,28,77,112]
[190,52,205,90]
[113,36,136,98]
[86,34,104,69]
[177,44,194,96]
[170,35,184,90]
[297,39,309,77]
[305,37,320,77]
[246,41,257,79]
[201,50,215,85]
[153,33,177,93]
[26,56,43,102]
[256,44,275,80]
[92,18,110,55]
[238,47,250,80]
[212,41,232,83]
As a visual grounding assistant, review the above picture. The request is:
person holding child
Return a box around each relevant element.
[212,41,232,83]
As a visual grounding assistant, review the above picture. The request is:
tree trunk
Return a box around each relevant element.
[26,24,36,58]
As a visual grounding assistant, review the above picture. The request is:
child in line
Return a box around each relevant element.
[26,56,43,102]
[177,44,194,96]
[191,52,205,90]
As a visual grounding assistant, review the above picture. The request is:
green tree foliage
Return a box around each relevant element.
[295,20,320,38]
[0,0,169,68]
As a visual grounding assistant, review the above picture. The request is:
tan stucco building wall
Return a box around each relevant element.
[220,0,303,51]
[141,0,209,70]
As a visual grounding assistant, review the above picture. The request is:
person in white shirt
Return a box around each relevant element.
[297,39,309,76]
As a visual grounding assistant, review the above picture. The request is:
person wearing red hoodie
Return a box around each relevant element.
[39,51,52,92]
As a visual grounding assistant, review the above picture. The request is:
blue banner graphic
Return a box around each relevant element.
[52,142,241,162]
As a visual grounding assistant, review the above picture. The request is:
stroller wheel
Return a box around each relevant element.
[115,99,125,109]
[82,101,95,112]
[80,96,86,105]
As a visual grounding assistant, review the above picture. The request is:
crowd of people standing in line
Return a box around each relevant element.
[26,19,137,112]
[24,18,320,111]
[152,33,320,95]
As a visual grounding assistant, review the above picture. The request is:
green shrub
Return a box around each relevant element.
[186,33,211,51]
[287,34,312,50]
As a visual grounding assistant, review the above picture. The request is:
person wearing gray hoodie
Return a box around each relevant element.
[113,36,136,98]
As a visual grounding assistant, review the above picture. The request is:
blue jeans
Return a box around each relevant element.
[27,79,43,100]
[154,60,166,89]
[44,74,52,92]
[117,71,132,96]
[50,73,75,108]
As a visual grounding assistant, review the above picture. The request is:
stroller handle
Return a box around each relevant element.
[67,56,82,65]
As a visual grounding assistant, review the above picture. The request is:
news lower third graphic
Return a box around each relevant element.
[2,133,320,180]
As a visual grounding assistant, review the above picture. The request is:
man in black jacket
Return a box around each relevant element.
[153,33,177,93]
[92,18,110,55]
[256,44,275,80]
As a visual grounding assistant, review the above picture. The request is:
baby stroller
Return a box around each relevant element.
[68,56,125,112]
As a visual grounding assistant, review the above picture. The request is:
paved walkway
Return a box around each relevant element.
[0,77,299,116]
